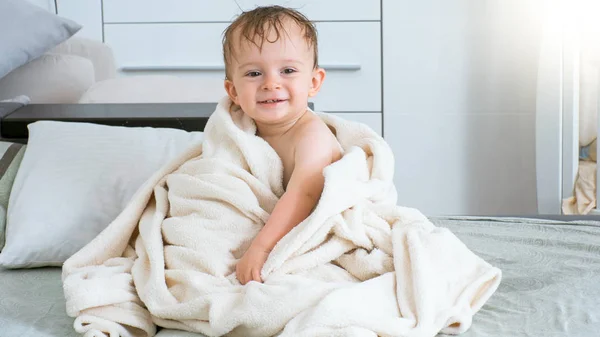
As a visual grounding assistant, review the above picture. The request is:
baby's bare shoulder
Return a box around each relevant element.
[293,114,341,162]
[297,114,329,134]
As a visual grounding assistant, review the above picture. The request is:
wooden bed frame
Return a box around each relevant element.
[0,102,214,141]
[0,101,315,141]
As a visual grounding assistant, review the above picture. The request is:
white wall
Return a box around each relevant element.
[383,0,545,216]
[24,0,54,11]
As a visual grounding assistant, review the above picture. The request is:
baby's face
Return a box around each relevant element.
[224,21,324,127]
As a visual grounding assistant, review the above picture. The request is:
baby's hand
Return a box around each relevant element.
[236,244,270,285]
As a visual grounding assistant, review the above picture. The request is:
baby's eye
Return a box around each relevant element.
[282,68,296,74]
[246,71,261,77]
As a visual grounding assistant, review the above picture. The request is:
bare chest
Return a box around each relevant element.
[268,141,295,188]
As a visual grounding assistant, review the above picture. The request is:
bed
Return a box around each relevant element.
[1,102,600,337]
[2,216,600,336]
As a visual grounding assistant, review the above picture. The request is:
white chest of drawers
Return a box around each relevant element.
[102,0,381,22]
[57,0,383,135]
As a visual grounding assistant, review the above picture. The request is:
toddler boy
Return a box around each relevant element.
[221,5,342,285]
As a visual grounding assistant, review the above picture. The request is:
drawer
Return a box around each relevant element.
[329,112,382,136]
[104,22,381,112]
[102,0,381,23]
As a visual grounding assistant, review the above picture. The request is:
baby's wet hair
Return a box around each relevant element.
[222,5,319,80]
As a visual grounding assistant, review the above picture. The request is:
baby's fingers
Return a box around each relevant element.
[236,265,247,285]
[252,269,262,283]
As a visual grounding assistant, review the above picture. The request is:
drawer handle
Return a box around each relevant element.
[121,64,225,71]
[120,63,361,71]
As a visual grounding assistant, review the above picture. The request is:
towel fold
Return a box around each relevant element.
[563,160,597,215]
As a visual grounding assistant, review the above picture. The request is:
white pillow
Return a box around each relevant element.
[79,75,227,104]
[0,53,95,103]
[0,121,204,268]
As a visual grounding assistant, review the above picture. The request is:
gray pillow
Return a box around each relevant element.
[0,0,82,79]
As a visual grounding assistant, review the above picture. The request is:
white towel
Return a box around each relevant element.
[62,96,501,337]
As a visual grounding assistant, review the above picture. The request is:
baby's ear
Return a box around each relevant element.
[224,80,239,104]
[308,67,326,97]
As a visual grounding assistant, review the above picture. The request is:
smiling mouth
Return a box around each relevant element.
[259,99,287,104]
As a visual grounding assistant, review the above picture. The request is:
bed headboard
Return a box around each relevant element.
[0,102,214,142]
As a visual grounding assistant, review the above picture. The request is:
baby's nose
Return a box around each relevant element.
[261,74,281,90]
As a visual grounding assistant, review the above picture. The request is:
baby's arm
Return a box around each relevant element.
[254,128,332,250]
[236,126,334,284]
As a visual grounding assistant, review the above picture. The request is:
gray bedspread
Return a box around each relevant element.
[436,216,600,337]
[1,216,599,336]
[0,267,78,337]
